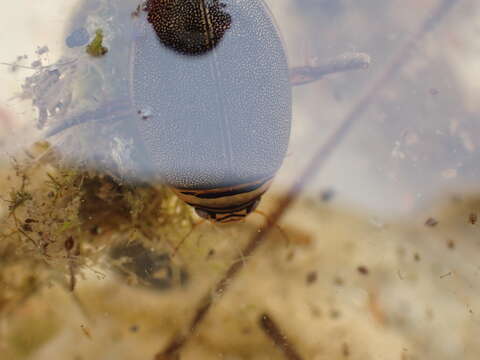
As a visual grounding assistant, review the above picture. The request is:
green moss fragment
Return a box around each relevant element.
[7,188,32,212]
[0,142,198,301]
[86,29,108,57]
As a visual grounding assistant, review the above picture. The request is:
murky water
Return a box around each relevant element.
[1,1,479,359]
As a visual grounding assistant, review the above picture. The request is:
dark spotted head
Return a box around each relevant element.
[171,177,272,223]
[146,0,232,56]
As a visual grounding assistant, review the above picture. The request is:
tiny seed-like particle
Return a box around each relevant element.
[357,265,369,275]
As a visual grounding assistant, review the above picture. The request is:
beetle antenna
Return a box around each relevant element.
[172,219,206,257]
[254,209,290,246]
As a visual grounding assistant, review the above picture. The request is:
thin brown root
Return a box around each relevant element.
[154,227,268,359]
[259,313,304,360]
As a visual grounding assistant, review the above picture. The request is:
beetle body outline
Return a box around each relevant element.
[52,0,291,222]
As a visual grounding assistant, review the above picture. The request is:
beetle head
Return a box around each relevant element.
[194,196,261,223]
[171,177,273,223]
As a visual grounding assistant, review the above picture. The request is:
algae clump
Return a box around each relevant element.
[86,29,108,57]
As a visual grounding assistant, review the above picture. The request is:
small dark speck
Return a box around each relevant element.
[320,188,335,202]
[36,46,49,55]
[306,271,317,285]
[425,307,434,321]
[447,239,455,250]
[310,305,322,317]
[333,276,344,286]
[206,248,215,259]
[330,309,341,319]
[413,253,421,261]
[342,342,350,357]
[285,250,295,262]
[425,217,438,227]
[397,246,406,258]
[469,212,477,225]
[30,60,42,68]
[397,270,404,280]
[21,223,33,232]
[241,327,252,334]
[129,325,139,333]
[429,88,439,96]
[357,265,369,275]
[66,28,90,48]
[137,108,153,120]
[65,236,75,251]
[440,271,452,279]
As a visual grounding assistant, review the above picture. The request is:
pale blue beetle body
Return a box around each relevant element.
[56,0,291,221]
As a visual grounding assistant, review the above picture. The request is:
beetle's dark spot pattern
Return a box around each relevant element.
[146,0,231,55]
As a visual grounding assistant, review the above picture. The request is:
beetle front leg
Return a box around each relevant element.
[45,98,133,138]
[289,51,370,86]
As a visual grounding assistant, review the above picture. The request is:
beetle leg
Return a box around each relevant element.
[45,98,133,138]
[289,51,370,86]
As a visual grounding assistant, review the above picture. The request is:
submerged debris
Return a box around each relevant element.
[320,188,335,202]
[17,59,76,129]
[447,239,455,250]
[468,212,477,224]
[306,271,317,285]
[0,145,195,314]
[86,29,108,57]
[357,265,369,275]
[424,217,438,227]
[110,241,189,289]
[36,45,49,56]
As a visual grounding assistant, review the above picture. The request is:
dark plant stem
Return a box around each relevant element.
[259,313,304,360]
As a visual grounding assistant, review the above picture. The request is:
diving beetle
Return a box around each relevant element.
[42,0,368,223]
